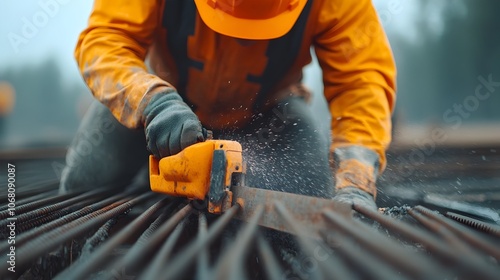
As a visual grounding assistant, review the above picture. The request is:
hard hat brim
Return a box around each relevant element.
[194,0,308,40]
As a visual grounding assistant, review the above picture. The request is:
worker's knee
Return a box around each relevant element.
[59,147,135,193]
[59,163,92,193]
[59,157,148,193]
[59,101,149,193]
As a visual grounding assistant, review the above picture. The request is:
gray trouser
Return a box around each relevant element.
[60,98,334,198]
[59,101,149,193]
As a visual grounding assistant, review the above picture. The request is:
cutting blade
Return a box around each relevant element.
[230,185,353,237]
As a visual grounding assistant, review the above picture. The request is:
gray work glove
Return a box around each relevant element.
[143,92,204,158]
[331,146,380,212]
[332,187,377,211]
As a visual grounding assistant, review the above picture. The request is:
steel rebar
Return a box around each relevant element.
[213,205,264,280]
[446,211,500,238]
[1,189,97,233]
[0,192,153,278]
[54,197,174,280]
[15,197,102,234]
[322,209,444,279]
[0,191,79,220]
[104,204,194,279]
[320,229,406,280]
[275,201,357,280]
[196,213,210,280]
[0,190,133,254]
[139,220,187,280]
[159,204,241,279]
[257,232,285,280]
[408,208,500,280]
[0,190,57,212]
[414,206,500,259]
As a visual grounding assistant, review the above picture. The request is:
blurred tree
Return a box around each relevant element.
[0,57,88,148]
[393,0,500,124]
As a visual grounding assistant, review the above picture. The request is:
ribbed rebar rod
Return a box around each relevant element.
[257,232,284,280]
[196,213,209,280]
[136,209,174,245]
[214,205,264,280]
[159,204,241,280]
[319,229,406,280]
[322,209,444,279]
[423,195,500,223]
[54,197,173,280]
[408,209,500,280]
[16,197,101,233]
[139,221,187,280]
[80,217,119,259]
[446,212,500,238]
[0,191,132,254]
[0,190,57,212]
[354,205,465,260]
[356,204,500,279]
[1,179,60,199]
[414,206,500,259]
[0,190,108,233]
[0,192,152,279]
[104,204,194,279]
[274,201,356,280]
[0,191,80,219]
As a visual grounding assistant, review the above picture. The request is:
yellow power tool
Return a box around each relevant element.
[149,140,245,214]
[149,139,351,236]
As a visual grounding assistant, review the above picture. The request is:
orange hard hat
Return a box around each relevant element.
[194,0,308,40]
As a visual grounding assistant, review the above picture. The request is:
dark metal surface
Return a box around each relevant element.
[322,209,444,279]
[1,155,500,280]
[53,197,174,280]
[1,192,154,278]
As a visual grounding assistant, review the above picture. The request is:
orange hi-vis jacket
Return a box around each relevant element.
[75,0,396,171]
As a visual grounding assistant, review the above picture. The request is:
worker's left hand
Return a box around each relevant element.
[332,187,377,211]
[331,146,380,211]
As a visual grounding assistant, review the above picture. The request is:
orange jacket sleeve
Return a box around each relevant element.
[314,0,396,172]
[75,0,174,129]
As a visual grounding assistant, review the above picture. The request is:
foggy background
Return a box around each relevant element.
[1,0,499,149]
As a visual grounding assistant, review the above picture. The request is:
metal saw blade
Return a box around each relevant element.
[230,185,353,236]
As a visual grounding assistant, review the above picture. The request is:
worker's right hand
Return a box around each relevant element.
[143,92,204,158]
[332,187,377,211]
[331,146,380,211]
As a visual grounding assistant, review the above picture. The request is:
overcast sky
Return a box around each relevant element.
[0,0,93,80]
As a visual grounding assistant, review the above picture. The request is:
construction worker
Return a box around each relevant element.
[61,0,396,210]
